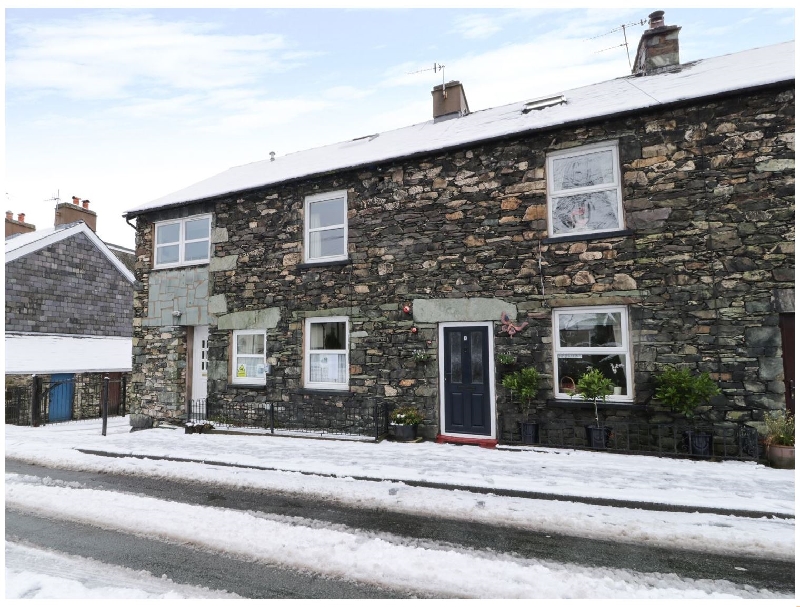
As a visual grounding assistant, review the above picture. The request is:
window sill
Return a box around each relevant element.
[298,259,351,269]
[542,229,633,245]
[153,260,210,270]
[546,398,644,411]
[226,383,268,390]
[299,387,350,395]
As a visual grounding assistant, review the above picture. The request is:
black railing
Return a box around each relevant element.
[501,417,760,461]
[5,376,128,426]
[188,398,389,439]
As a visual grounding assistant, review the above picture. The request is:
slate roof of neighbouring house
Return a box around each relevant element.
[124,41,795,218]
[4,221,135,283]
[5,333,132,374]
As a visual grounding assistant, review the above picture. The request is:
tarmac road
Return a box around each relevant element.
[5,458,795,596]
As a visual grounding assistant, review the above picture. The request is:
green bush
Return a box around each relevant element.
[574,368,615,428]
[501,366,540,414]
[390,406,423,426]
[765,411,795,446]
[654,366,720,418]
[496,352,517,365]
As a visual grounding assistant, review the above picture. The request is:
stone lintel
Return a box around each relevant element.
[208,294,228,315]
[546,296,642,308]
[210,255,238,272]
[218,307,281,330]
[412,298,516,323]
[292,307,360,319]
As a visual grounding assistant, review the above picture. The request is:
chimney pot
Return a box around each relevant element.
[82,200,90,209]
[72,196,80,205]
[648,10,665,28]
[18,213,25,223]
[6,211,13,220]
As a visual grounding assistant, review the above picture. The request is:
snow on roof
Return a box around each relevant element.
[5,333,132,374]
[5,222,135,284]
[126,41,794,217]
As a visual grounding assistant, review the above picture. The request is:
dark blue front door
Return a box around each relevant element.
[49,374,74,422]
[443,326,491,436]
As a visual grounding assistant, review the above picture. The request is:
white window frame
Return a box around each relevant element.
[546,141,624,237]
[304,316,349,391]
[303,190,348,263]
[552,305,633,402]
[231,329,267,386]
[154,214,212,269]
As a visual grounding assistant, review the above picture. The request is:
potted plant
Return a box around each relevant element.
[654,366,720,457]
[496,352,517,381]
[411,349,431,363]
[573,368,614,449]
[764,410,794,469]
[389,405,423,441]
[502,366,541,444]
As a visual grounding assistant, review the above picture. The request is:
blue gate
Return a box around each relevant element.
[48,374,75,422]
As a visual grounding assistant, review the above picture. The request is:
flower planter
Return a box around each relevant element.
[767,444,795,469]
[185,426,194,434]
[390,424,418,442]
[584,425,612,450]
[684,430,712,457]
[519,421,539,445]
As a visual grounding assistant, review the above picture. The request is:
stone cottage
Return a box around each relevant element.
[124,15,794,446]
[5,199,135,423]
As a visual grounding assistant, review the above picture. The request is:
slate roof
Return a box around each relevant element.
[125,41,795,217]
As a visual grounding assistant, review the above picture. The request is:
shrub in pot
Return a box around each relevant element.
[389,405,423,441]
[654,366,720,456]
[502,366,541,444]
[764,411,794,469]
[573,368,614,449]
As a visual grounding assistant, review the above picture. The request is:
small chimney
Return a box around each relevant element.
[632,10,681,76]
[432,81,470,122]
[5,211,36,238]
[54,199,98,232]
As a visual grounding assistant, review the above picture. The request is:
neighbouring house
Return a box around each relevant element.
[5,198,135,424]
[123,13,794,447]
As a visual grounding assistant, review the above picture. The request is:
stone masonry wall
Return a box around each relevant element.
[5,231,133,337]
[132,86,794,437]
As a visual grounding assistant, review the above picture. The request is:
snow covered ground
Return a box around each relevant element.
[5,417,796,599]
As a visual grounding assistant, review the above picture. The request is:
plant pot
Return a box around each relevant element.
[185,426,194,434]
[767,444,795,469]
[390,424,418,442]
[496,364,516,381]
[684,430,712,457]
[584,425,612,450]
[519,421,539,445]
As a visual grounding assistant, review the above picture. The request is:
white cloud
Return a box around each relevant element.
[6,12,294,101]
[452,14,503,39]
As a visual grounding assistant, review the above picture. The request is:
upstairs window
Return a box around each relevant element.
[304,191,347,263]
[547,142,623,237]
[154,215,211,268]
[304,317,349,390]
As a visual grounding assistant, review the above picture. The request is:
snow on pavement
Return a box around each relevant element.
[5,541,242,599]
[5,417,794,514]
[4,474,789,600]
[4,418,795,561]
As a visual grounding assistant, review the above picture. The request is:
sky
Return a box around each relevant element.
[4,7,795,248]
[5,417,794,599]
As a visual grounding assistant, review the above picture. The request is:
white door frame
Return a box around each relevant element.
[191,325,209,402]
[438,321,496,440]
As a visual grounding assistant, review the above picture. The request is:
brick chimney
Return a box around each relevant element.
[55,196,97,232]
[632,10,681,76]
[432,81,470,122]
[5,210,36,238]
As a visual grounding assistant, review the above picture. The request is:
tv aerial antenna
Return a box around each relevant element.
[44,190,62,208]
[407,63,447,97]
[586,18,647,69]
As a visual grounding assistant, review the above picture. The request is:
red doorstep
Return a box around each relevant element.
[436,434,497,449]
